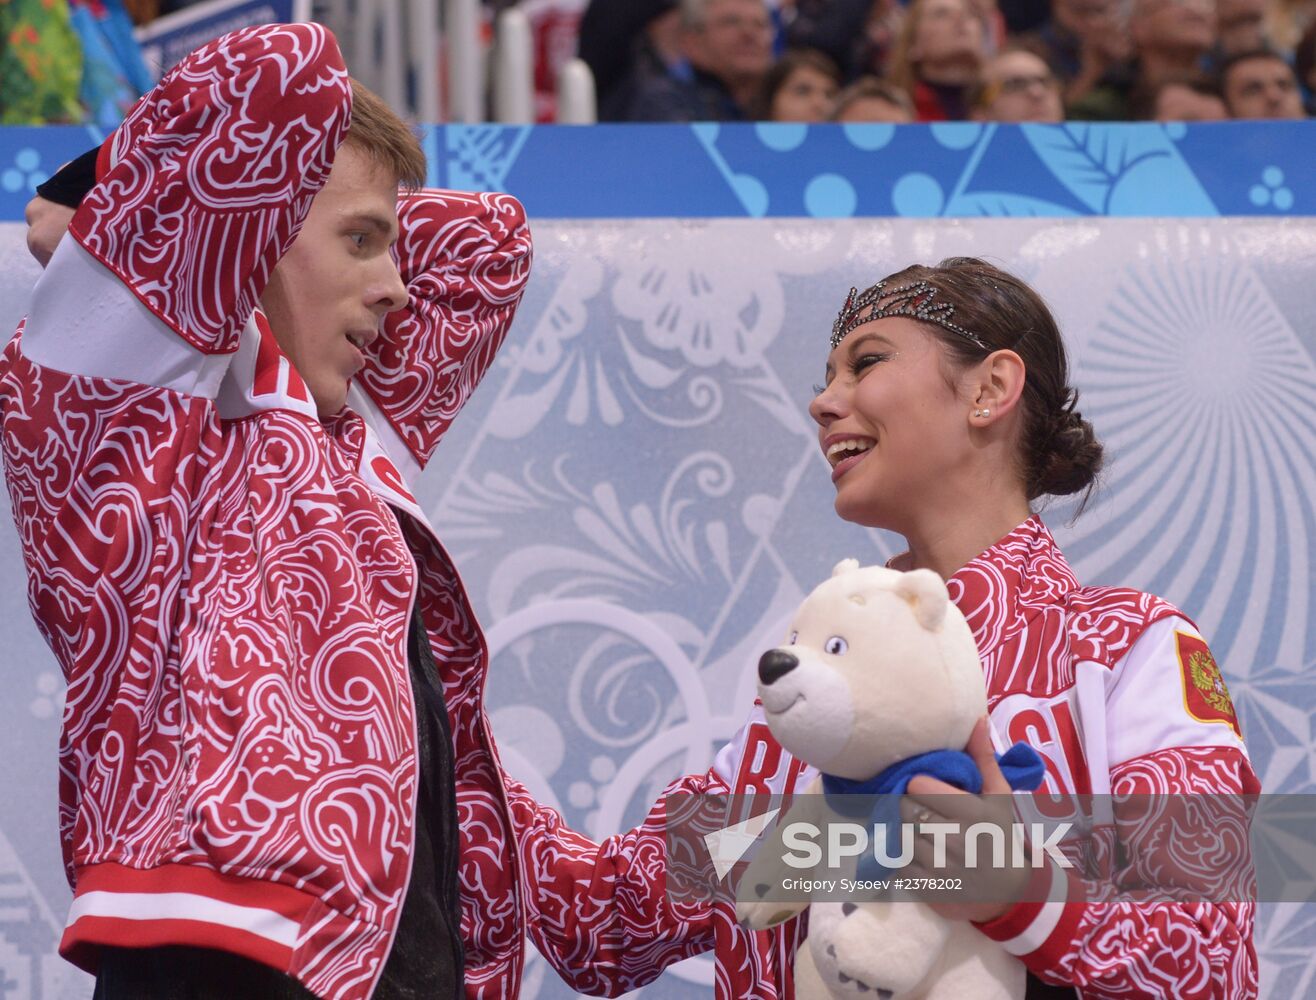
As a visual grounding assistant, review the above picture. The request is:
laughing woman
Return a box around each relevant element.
[802,257,1259,998]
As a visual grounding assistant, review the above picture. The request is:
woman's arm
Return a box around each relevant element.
[974,618,1259,999]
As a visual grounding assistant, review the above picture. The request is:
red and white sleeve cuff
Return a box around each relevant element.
[973,859,1085,963]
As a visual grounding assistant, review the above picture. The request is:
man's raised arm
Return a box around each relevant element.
[0,21,351,719]
[69,23,351,356]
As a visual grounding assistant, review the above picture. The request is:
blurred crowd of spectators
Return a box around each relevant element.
[3,0,1311,126]
[579,0,1315,121]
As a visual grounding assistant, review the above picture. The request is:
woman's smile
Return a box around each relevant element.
[824,434,877,481]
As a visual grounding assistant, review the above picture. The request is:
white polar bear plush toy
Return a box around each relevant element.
[735,560,1036,1000]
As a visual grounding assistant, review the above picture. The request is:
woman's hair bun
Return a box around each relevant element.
[1028,390,1103,499]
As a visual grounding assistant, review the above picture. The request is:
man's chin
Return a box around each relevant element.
[311,388,348,419]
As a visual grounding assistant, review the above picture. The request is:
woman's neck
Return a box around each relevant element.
[894,497,1035,580]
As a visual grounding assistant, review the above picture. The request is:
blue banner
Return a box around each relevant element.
[2,121,1313,221]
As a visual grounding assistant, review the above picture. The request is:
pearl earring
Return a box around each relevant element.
[973,408,991,418]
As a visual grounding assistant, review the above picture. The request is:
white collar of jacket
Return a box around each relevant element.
[215,307,429,526]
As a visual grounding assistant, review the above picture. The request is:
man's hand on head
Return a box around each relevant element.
[26,147,100,268]
[24,195,75,269]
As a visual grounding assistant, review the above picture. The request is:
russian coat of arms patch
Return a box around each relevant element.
[1176,630,1242,739]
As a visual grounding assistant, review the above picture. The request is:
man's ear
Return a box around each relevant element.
[970,348,1026,423]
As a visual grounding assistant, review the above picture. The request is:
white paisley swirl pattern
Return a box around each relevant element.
[610,222,835,369]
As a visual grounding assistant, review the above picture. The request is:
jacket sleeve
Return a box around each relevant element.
[503,700,820,996]
[503,765,724,996]
[0,23,350,710]
[975,618,1260,999]
[356,188,532,469]
[69,23,351,356]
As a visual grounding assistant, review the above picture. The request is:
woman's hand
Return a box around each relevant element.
[900,717,1030,923]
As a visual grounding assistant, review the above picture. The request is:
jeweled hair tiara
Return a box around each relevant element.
[830,279,988,350]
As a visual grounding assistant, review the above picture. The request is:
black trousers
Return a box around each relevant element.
[1028,974,1080,999]
[93,945,317,1000]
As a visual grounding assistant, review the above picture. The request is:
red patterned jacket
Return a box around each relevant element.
[633,516,1258,998]
[0,24,554,1000]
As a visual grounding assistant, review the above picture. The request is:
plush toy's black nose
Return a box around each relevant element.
[758,649,799,686]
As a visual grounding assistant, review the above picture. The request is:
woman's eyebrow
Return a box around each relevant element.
[847,331,896,352]
[827,330,896,377]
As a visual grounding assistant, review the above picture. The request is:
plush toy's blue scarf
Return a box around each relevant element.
[820,744,1045,881]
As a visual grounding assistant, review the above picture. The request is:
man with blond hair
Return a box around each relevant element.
[12,19,832,1000]
[5,23,538,999]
